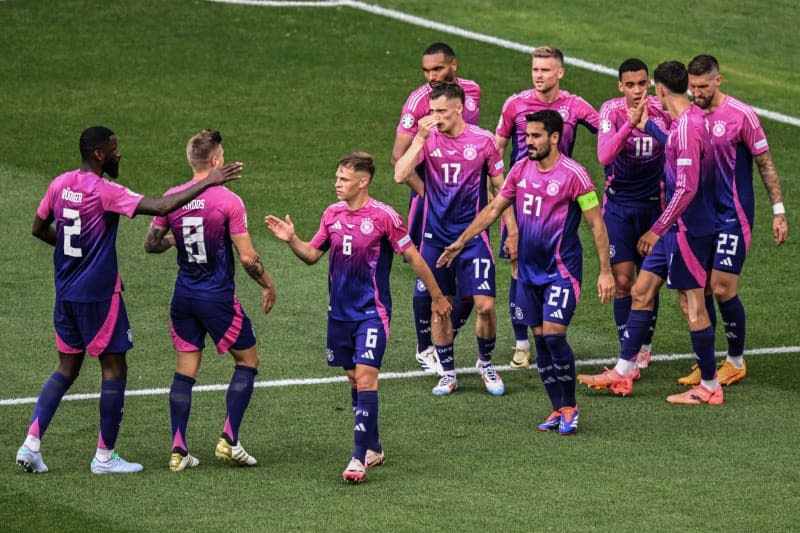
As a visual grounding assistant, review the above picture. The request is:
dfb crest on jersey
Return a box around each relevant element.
[463,145,477,161]
[360,218,374,235]
[558,106,570,121]
[600,119,612,133]
[401,113,415,129]
[609,244,616,259]
[465,96,476,112]
[712,120,727,137]
[546,179,560,196]
[416,278,427,292]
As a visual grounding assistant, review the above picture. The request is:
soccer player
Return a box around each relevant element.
[17,126,243,474]
[495,45,600,369]
[265,152,451,484]
[438,109,614,434]
[597,58,671,369]
[143,130,276,472]
[391,42,481,375]
[676,54,789,386]
[394,82,510,397]
[577,61,723,405]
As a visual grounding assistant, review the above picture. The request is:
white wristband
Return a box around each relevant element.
[772,202,785,215]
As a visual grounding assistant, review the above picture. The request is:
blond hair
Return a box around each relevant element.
[186,129,222,171]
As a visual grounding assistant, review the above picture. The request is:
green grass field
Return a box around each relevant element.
[1,1,799,531]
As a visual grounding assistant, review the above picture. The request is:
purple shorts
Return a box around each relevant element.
[170,294,256,355]
[603,199,661,265]
[514,277,580,327]
[642,232,714,290]
[416,238,496,298]
[326,317,388,370]
[54,293,133,357]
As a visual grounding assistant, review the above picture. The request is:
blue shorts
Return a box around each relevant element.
[416,238,496,298]
[603,199,661,265]
[170,294,256,355]
[54,293,133,357]
[642,232,714,290]
[514,277,580,327]
[712,224,749,275]
[326,317,388,370]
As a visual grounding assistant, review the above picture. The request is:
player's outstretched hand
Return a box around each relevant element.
[636,230,660,257]
[431,295,452,323]
[597,271,615,305]
[205,162,244,185]
[265,214,295,242]
[436,241,464,268]
[262,285,276,314]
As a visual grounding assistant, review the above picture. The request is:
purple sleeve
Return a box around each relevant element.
[98,179,144,218]
[644,119,668,145]
[597,102,633,165]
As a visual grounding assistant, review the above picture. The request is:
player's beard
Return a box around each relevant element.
[527,143,550,161]
[103,156,120,179]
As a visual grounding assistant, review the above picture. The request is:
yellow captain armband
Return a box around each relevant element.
[577,191,599,211]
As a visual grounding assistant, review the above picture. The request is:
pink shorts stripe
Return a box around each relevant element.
[170,320,202,353]
[86,292,120,357]
[676,232,708,288]
[56,332,83,354]
[215,296,244,355]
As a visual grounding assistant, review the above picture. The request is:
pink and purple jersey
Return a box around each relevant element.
[496,89,599,163]
[36,169,143,302]
[598,96,670,204]
[651,105,716,238]
[417,124,505,246]
[500,154,596,286]
[706,95,769,233]
[311,198,412,323]
[397,78,481,136]
[152,181,248,302]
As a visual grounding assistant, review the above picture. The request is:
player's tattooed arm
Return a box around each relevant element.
[244,254,265,280]
[755,151,784,205]
[143,225,175,253]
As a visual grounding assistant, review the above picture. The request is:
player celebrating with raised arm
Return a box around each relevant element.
[17,126,242,474]
[495,45,600,370]
[391,42,481,376]
[597,58,671,369]
[265,152,451,484]
[143,130,276,472]
[578,61,722,405]
[439,110,614,434]
[676,54,789,387]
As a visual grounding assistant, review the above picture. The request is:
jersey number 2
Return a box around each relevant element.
[63,208,82,257]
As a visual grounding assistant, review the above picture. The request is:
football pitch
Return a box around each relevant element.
[1,0,799,531]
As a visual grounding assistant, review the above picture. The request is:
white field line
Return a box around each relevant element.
[207,0,800,128]
[2,346,798,406]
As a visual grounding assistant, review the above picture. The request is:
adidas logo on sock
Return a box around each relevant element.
[354,423,366,432]
[477,281,491,291]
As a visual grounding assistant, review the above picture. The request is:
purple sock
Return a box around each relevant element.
[690,326,717,380]
[718,295,746,357]
[169,373,195,454]
[451,296,473,337]
[98,380,126,450]
[544,334,576,407]
[613,296,632,346]
[222,365,257,445]
[353,390,378,463]
[510,278,529,342]
[643,294,659,345]
[706,293,717,331]
[534,335,561,411]
[477,336,496,363]
[27,372,75,440]
[621,309,653,361]
[436,344,455,373]
[412,295,433,351]
[350,387,358,411]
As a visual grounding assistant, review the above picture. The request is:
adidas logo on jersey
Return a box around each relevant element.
[719,257,733,267]
[517,178,526,188]
[477,281,491,291]
[361,350,375,360]
[430,148,443,158]
[549,309,564,319]
[331,220,342,230]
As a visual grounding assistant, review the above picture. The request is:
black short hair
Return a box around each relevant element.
[423,42,455,60]
[79,126,114,160]
[653,61,689,94]
[687,54,720,77]
[618,58,649,80]
[429,82,465,104]
[525,110,563,137]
